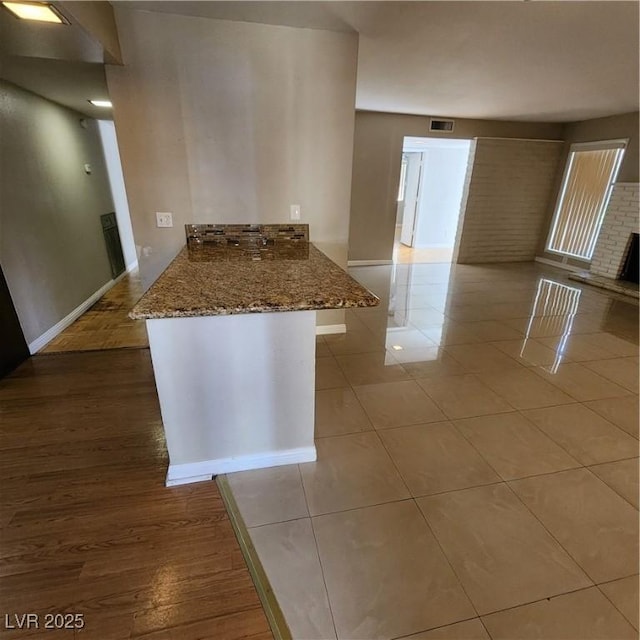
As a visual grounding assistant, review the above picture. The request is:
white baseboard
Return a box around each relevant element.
[113,269,129,284]
[534,257,586,273]
[347,259,393,267]
[28,276,120,354]
[315,323,346,335]
[165,446,317,487]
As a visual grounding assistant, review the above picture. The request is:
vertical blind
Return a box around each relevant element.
[547,143,625,260]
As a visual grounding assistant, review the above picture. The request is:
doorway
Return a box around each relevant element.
[39,119,147,354]
[394,137,471,264]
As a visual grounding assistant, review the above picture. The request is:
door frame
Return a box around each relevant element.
[400,152,423,247]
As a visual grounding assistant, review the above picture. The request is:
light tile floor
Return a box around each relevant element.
[226,261,639,640]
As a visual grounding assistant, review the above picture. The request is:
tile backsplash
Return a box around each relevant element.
[186,223,309,244]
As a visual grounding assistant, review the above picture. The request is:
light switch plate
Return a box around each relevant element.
[156,212,173,228]
[290,204,301,221]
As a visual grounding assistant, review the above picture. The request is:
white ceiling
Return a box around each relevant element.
[2,1,638,123]
[0,4,111,118]
[349,1,640,122]
[0,55,111,119]
[123,1,640,123]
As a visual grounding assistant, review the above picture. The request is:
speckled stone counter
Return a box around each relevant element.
[137,224,378,487]
[131,243,378,319]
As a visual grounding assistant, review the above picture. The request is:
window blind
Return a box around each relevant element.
[547,143,625,260]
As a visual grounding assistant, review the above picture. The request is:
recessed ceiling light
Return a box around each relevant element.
[391,345,403,351]
[2,1,66,23]
[89,100,112,108]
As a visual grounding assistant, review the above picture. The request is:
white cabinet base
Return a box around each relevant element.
[146,311,317,486]
[165,446,317,486]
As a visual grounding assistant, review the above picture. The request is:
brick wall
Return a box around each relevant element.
[590,183,640,278]
[454,138,564,263]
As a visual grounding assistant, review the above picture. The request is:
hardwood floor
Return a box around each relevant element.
[0,349,273,639]
[41,271,149,354]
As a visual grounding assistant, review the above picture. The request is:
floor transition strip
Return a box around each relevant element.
[217,474,292,640]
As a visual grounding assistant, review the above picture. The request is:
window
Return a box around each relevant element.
[546,141,626,260]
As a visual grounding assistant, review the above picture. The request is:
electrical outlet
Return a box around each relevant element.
[290,204,301,221]
[156,212,173,228]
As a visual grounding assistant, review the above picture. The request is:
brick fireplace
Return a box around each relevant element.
[590,182,640,280]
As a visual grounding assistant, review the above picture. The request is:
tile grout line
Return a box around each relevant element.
[371,428,416,500]
[479,584,629,624]
[349,380,379,434]
[585,400,640,442]
[215,474,292,640]
[299,433,636,518]
[297,461,340,640]
[387,614,485,640]
[500,479,604,587]
[371,412,497,638]
[422,393,632,620]
[515,406,639,471]
[595,577,640,630]
[582,464,640,512]
[588,455,640,469]
[438,418,635,592]
[580,357,639,392]
[517,398,638,448]
[246,514,316,531]
[331,355,637,495]
[410,492,485,626]
[446,412,603,487]
[510,408,583,469]
[526,362,635,403]
[325,271,638,633]
[307,494,417,520]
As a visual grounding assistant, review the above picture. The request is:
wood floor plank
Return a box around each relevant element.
[4,629,77,640]
[40,271,149,354]
[0,561,85,597]
[0,349,273,640]
[132,606,273,640]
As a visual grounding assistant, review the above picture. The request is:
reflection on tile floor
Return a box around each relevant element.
[227,261,639,640]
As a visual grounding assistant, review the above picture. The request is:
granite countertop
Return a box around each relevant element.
[130,243,379,319]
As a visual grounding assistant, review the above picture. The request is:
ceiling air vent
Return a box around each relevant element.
[429,118,455,132]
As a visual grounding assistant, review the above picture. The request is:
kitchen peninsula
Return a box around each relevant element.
[131,224,379,486]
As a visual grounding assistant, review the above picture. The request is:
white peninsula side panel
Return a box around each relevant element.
[146,310,317,486]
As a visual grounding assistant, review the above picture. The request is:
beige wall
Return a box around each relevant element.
[107,8,358,318]
[58,1,123,64]
[0,81,114,344]
[348,110,563,262]
[562,112,639,183]
[455,138,564,263]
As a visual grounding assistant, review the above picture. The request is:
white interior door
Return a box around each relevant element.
[400,152,423,246]
[413,143,471,249]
